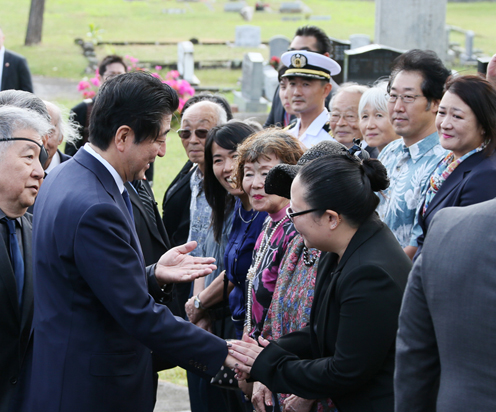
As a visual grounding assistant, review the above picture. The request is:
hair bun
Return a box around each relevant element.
[360,159,389,192]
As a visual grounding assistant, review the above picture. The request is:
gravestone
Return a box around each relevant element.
[328,36,351,85]
[263,65,279,102]
[269,35,291,60]
[233,53,268,112]
[375,0,447,61]
[344,44,403,85]
[461,30,476,63]
[240,6,254,21]
[235,25,261,47]
[279,1,304,13]
[177,41,200,85]
[224,1,246,12]
[477,56,490,76]
[349,34,371,49]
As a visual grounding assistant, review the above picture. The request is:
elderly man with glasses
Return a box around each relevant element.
[377,49,450,259]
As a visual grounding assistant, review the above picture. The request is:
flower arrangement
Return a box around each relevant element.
[269,56,280,70]
[77,55,195,112]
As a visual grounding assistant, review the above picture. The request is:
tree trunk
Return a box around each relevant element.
[25,0,46,46]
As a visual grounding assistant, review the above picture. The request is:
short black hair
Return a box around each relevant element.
[181,93,233,120]
[98,55,127,78]
[294,25,332,55]
[204,121,256,242]
[388,49,451,103]
[89,71,179,150]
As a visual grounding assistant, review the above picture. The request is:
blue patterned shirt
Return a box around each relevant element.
[377,132,447,248]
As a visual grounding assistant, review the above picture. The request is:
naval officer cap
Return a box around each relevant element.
[281,50,341,81]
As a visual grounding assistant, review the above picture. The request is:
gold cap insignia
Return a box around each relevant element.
[291,53,307,69]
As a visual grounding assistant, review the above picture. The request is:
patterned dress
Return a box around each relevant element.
[247,205,296,339]
[262,236,337,412]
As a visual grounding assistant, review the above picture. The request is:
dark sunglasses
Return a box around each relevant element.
[177,129,209,140]
[286,206,321,222]
[0,137,49,166]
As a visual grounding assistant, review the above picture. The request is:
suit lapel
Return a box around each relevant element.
[423,152,484,221]
[20,215,34,332]
[163,163,195,206]
[0,234,20,319]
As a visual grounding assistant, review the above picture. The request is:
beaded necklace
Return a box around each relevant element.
[245,216,288,333]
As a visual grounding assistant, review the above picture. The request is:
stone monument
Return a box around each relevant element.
[235,25,261,47]
[177,41,200,85]
[233,52,269,112]
[269,35,291,60]
[375,0,447,61]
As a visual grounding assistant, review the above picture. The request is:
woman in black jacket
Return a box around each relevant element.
[230,153,412,412]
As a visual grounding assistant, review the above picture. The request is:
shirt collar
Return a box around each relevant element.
[303,108,329,137]
[402,131,440,163]
[83,143,125,193]
[0,208,23,227]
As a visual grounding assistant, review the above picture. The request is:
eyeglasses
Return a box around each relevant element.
[177,129,209,140]
[0,137,48,166]
[387,93,425,104]
[329,112,358,124]
[286,206,320,222]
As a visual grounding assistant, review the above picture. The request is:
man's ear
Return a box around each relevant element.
[430,99,441,115]
[324,82,333,98]
[114,125,134,153]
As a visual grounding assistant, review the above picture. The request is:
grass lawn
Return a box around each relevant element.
[5,0,496,386]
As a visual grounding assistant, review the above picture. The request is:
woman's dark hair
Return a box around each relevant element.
[298,154,389,227]
[204,121,256,242]
[90,71,178,150]
[444,75,496,156]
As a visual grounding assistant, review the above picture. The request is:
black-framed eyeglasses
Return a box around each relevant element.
[286,206,321,222]
[177,129,209,140]
[386,93,425,104]
[0,137,48,166]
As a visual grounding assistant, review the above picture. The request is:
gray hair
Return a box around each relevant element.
[182,100,228,127]
[0,90,51,122]
[44,100,80,146]
[0,105,52,158]
[358,81,389,117]
[329,83,369,111]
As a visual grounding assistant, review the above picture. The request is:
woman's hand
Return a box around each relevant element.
[252,382,273,412]
[282,395,315,412]
[229,333,270,380]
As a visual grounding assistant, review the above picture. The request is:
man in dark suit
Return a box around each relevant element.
[25,71,236,412]
[0,28,33,93]
[395,199,496,412]
[0,105,51,412]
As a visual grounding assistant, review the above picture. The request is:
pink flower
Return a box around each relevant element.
[90,77,100,87]
[83,90,96,99]
[78,81,91,91]
[155,65,162,71]
[167,70,179,80]
[178,97,186,112]
[151,72,161,79]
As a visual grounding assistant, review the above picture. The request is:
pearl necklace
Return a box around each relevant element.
[238,207,259,224]
[245,216,289,333]
[302,246,318,266]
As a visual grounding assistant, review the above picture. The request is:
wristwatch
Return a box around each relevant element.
[194,293,206,310]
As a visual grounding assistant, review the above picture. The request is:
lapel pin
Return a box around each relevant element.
[5,62,10,67]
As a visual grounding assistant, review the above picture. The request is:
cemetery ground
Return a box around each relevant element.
[7,0,496,395]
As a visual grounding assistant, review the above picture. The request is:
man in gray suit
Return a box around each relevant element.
[395,198,496,412]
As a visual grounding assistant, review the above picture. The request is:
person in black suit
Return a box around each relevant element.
[264,26,335,128]
[0,28,33,93]
[0,105,51,412]
[230,154,412,412]
[415,75,496,256]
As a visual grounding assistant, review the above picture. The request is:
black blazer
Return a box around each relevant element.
[125,180,170,266]
[416,151,496,254]
[0,213,34,412]
[1,50,33,93]
[251,215,412,412]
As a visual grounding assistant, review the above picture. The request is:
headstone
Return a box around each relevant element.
[477,56,490,76]
[375,0,448,61]
[349,34,371,50]
[279,1,304,13]
[235,25,261,48]
[344,44,404,85]
[233,53,268,112]
[328,36,351,85]
[281,16,303,21]
[263,65,279,102]
[461,30,475,63]
[240,6,254,21]
[177,41,200,85]
[224,1,246,12]
[308,15,331,21]
[269,35,291,60]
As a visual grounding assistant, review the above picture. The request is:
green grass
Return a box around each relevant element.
[4,0,496,385]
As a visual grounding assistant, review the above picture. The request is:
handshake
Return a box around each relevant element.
[223,334,271,380]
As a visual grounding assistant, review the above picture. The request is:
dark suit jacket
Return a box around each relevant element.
[1,50,33,93]
[416,151,496,253]
[251,215,412,412]
[396,199,496,412]
[126,180,170,266]
[26,149,227,412]
[0,213,34,412]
